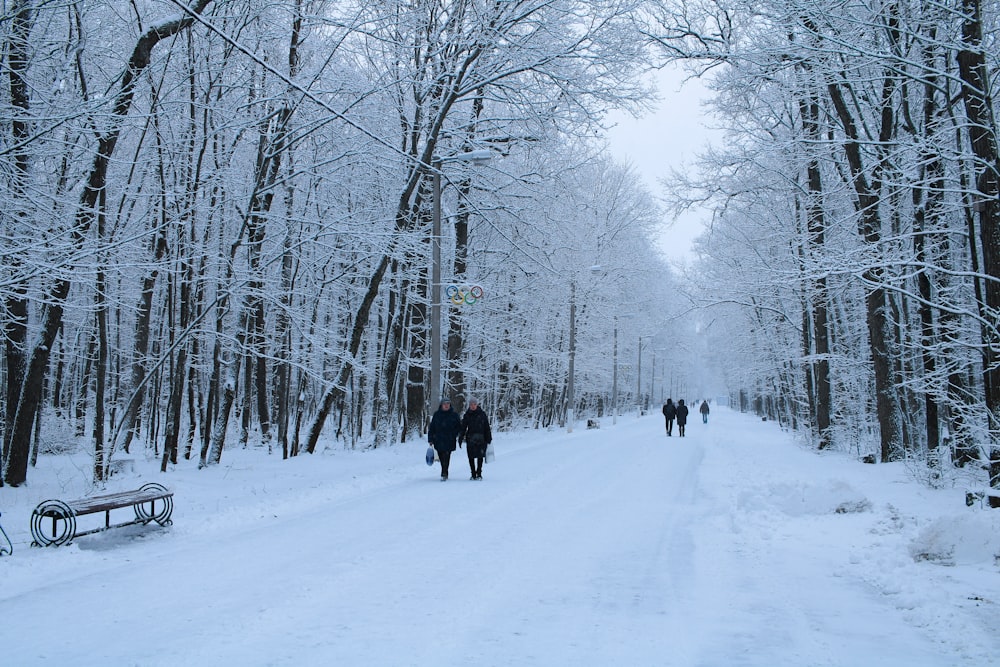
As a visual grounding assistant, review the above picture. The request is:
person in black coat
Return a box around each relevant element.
[700,400,710,424]
[675,399,690,437]
[662,398,677,436]
[428,397,461,480]
[459,397,492,480]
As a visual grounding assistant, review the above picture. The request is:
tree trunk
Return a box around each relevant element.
[274,0,304,460]
[827,75,903,462]
[374,264,405,449]
[163,223,194,470]
[913,31,944,465]
[240,349,252,447]
[93,198,109,483]
[161,346,187,471]
[1,0,34,487]
[275,222,295,459]
[446,95,486,412]
[405,260,429,439]
[75,332,95,437]
[956,0,1000,495]
[799,93,832,448]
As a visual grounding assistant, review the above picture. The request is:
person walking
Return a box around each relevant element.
[676,399,690,437]
[428,397,461,480]
[460,397,492,480]
[662,398,677,436]
[700,400,710,424]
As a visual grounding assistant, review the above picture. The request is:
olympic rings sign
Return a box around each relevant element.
[446,284,485,305]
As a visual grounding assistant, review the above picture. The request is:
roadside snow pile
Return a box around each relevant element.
[705,420,1000,663]
[736,479,872,517]
[908,513,1000,566]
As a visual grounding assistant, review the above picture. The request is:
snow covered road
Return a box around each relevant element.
[3,408,999,665]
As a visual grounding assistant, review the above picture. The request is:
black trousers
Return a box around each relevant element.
[664,418,674,434]
[437,448,452,477]
[468,451,484,475]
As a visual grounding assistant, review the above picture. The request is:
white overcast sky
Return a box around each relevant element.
[604,64,718,265]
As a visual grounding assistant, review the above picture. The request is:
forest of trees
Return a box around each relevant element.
[0,0,682,487]
[3,0,999,495]
[652,0,1000,492]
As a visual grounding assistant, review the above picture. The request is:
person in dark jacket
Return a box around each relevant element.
[700,400,710,424]
[675,399,690,437]
[459,397,492,480]
[662,398,677,436]
[428,397,461,480]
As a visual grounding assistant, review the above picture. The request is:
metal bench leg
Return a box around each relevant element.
[30,500,76,547]
[0,512,12,556]
[133,483,174,526]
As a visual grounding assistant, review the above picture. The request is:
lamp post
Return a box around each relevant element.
[430,149,491,414]
[612,316,619,425]
[637,336,642,416]
[567,281,577,433]
[612,312,636,425]
[651,348,663,404]
[649,347,655,408]
[656,352,665,403]
[637,335,652,416]
[566,264,605,433]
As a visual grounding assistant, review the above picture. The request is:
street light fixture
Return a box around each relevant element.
[430,149,492,415]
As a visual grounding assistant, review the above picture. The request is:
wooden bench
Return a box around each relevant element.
[30,482,173,547]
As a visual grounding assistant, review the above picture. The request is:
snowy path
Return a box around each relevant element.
[3,408,998,665]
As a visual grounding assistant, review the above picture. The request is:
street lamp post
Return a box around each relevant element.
[612,312,636,424]
[430,150,491,415]
[637,336,643,416]
[650,347,655,405]
[651,348,663,404]
[612,316,619,425]
[566,264,605,433]
[636,335,652,417]
[567,281,577,433]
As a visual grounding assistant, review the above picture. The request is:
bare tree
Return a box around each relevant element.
[302,0,651,452]
[2,0,215,487]
[956,0,1000,497]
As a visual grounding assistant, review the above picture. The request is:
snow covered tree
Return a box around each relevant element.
[2,0,216,486]
[647,0,1000,482]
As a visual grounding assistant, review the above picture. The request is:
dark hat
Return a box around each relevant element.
[440,396,452,406]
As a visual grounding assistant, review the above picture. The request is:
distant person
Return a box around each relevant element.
[460,397,492,480]
[661,398,676,436]
[428,397,461,481]
[700,400,710,424]
[676,399,690,437]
